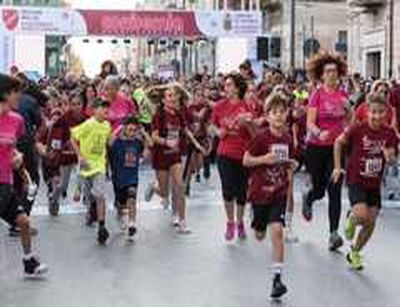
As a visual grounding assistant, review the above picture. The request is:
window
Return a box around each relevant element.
[338,30,348,44]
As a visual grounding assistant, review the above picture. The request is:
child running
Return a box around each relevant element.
[243,94,295,299]
[333,93,398,270]
[0,73,48,277]
[71,98,112,245]
[36,107,65,216]
[109,115,151,241]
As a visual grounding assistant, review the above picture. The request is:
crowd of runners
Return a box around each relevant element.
[1,53,400,299]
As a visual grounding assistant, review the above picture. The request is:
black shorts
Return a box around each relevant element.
[348,184,381,209]
[251,200,286,233]
[116,185,138,205]
[217,155,248,205]
[0,184,26,225]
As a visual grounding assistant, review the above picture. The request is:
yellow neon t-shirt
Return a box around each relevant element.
[71,117,112,178]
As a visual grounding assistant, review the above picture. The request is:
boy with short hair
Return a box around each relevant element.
[71,98,112,245]
[333,93,398,270]
[109,115,151,240]
[243,94,296,299]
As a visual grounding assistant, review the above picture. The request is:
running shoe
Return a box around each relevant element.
[302,192,313,222]
[49,200,60,217]
[176,220,191,234]
[144,181,156,202]
[127,226,137,241]
[23,256,48,278]
[285,226,299,243]
[237,222,247,240]
[172,215,180,228]
[346,249,364,271]
[329,232,344,251]
[270,274,288,299]
[97,226,110,245]
[195,173,201,183]
[345,211,357,241]
[225,221,236,241]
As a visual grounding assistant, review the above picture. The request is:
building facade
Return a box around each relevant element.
[1,0,67,76]
[347,0,399,79]
[263,0,348,71]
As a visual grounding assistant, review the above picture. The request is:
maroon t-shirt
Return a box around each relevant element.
[344,122,398,189]
[59,110,86,165]
[186,102,212,141]
[245,98,263,119]
[37,121,64,179]
[247,129,294,204]
[212,99,253,161]
[152,108,186,169]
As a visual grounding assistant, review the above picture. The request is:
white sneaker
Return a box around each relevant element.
[172,215,180,228]
[285,226,299,243]
[176,221,191,234]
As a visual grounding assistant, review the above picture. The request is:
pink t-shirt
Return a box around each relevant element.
[107,94,136,131]
[307,87,348,146]
[0,111,25,184]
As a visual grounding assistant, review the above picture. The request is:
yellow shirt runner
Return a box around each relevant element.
[71,118,112,178]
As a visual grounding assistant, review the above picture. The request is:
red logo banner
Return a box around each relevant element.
[2,9,19,31]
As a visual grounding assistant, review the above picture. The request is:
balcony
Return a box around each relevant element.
[349,0,387,9]
[260,0,282,12]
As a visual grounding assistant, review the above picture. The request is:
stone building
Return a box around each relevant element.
[347,0,399,79]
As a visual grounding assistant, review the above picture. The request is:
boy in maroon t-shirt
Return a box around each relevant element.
[333,93,398,271]
[243,94,296,299]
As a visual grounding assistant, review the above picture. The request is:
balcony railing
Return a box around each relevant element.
[348,0,387,8]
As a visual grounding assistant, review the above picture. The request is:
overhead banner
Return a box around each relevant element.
[0,6,262,38]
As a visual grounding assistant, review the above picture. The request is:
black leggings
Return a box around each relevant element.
[305,145,342,233]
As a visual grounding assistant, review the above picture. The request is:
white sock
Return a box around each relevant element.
[23,252,34,260]
[128,220,135,228]
[272,262,284,277]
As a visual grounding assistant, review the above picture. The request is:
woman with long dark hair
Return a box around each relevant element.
[212,73,253,241]
[302,53,350,251]
[147,84,205,233]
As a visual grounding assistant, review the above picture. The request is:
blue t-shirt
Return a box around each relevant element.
[111,137,144,188]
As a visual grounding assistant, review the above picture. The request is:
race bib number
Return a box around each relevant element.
[271,144,289,161]
[364,158,383,175]
[124,152,137,168]
[51,139,62,150]
[165,129,180,154]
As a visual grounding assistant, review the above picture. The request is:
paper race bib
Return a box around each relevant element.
[51,139,62,150]
[364,158,383,175]
[165,129,180,154]
[124,151,137,168]
[271,144,289,161]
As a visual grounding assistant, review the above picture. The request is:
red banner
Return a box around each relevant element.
[79,10,203,37]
